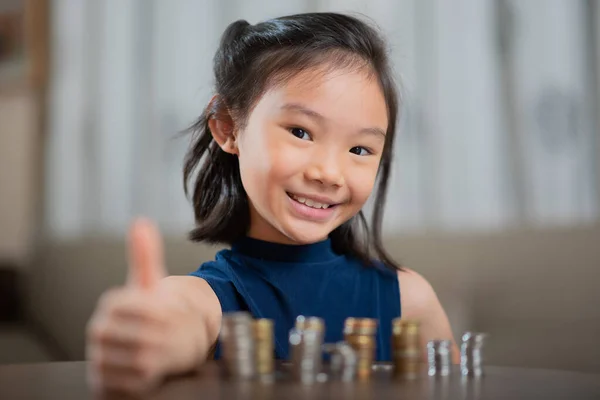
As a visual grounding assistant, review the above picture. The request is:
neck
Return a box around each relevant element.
[231,235,339,263]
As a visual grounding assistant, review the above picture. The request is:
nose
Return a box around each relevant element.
[304,154,345,187]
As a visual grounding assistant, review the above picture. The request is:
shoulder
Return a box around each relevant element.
[169,252,234,300]
[353,258,399,278]
[184,250,243,312]
[396,267,440,318]
[189,249,235,279]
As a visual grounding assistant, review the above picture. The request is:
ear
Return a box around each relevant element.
[207,96,238,155]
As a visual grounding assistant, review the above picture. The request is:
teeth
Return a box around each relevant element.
[291,194,331,209]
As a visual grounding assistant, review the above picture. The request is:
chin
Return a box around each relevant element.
[281,225,332,245]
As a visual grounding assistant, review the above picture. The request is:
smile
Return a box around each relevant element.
[287,193,335,209]
[286,192,339,222]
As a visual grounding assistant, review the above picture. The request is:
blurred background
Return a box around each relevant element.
[1,0,599,372]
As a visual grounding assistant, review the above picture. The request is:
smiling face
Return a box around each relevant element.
[229,66,388,244]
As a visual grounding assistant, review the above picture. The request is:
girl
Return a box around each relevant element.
[86,12,457,394]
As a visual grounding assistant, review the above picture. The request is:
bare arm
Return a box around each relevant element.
[159,275,223,369]
[398,268,460,363]
[87,219,225,394]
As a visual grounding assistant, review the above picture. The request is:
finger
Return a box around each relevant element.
[87,345,141,374]
[89,318,165,350]
[88,301,168,348]
[127,217,167,290]
[88,353,162,394]
[97,290,170,326]
[88,343,160,374]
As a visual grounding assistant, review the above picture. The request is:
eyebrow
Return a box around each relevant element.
[280,102,386,138]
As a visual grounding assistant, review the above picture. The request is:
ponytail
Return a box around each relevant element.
[183,97,249,244]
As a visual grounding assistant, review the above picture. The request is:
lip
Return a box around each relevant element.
[286,192,340,206]
[286,192,338,222]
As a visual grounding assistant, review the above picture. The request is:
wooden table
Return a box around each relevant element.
[1,362,599,399]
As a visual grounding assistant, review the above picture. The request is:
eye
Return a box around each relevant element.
[349,146,372,156]
[289,127,311,140]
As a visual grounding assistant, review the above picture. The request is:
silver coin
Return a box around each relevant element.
[427,340,451,377]
[460,332,487,377]
[323,341,357,382]
[289,327,324,384]
[220,312,256,379]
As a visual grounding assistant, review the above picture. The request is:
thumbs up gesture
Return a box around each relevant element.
[126,217,167,289]
[86,218,205,394]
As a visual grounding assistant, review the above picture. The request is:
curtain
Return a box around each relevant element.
[45,0,599,238]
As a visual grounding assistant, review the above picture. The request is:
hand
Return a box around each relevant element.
[86,218,203,394]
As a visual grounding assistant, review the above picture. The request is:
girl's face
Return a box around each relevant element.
[236,67,388,244]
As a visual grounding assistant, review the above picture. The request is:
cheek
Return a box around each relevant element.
[237,130,293,197]
[347,163,379,205]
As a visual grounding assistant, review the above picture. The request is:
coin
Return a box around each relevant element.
[344,318,378,379]
[253,319,274,376]
[220,312,255,379]
[427,339,451,377]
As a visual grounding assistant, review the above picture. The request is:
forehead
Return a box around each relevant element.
[254,67,388,128]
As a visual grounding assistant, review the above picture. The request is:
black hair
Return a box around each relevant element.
[183,12,402,270]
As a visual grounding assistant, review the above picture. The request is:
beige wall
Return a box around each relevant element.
[0,88,38,266]
[27,225,600,373]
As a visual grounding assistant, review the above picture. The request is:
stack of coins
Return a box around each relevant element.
[427,340,451,377]
[253,319,274,377]
[460,332,486,377]
[323,342,358,382]
[391,318,421,379]
[289,316,325,383]
[295,315,325,332]
[220,312,255,379]
[343,318,377,379]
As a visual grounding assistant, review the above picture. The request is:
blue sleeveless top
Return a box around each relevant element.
[189,237,401,361]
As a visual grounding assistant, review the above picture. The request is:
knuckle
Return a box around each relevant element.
[89,355,107,377]
[97,287,121,308]
[89,320,112,344]
[87,320,105,343]
[100,376,140,395]
[87,312,107,339]
[139,330,167,359]
[88,347,113,373]
[132,350,160,380]
[86,363,105,391]
[131,348,152,372]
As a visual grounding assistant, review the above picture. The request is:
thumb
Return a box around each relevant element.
[127,217,167,289]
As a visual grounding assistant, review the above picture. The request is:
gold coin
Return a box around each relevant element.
[253,318,273,333]
[295,315,324,331]
[392,318,419,333]
[346,335,376,349]
[344,318,378,335]
[253,319,274,375]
